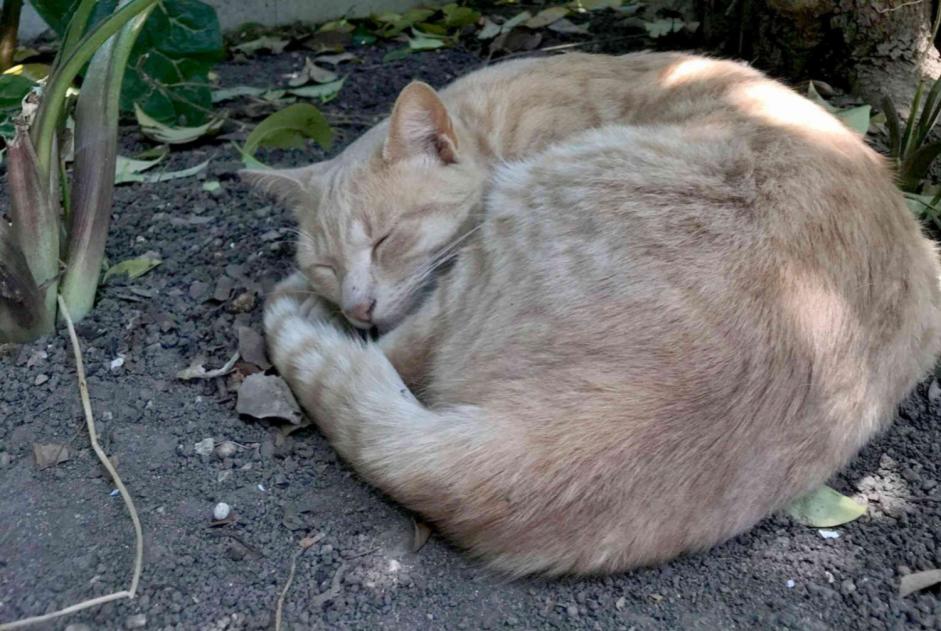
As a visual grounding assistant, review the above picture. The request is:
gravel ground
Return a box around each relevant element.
[1,36,940,631]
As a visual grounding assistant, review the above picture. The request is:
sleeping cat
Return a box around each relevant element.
[246,52,941,575]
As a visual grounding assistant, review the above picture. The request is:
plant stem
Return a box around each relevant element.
[30,0,159,180]
[0,0,22,72]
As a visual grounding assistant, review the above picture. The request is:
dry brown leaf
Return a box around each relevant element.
[177,352,240,380]
[900,569,941,597]
[236,373,303,423]
[412,519,432,553]
[33,443,70,468]
[238,326,271,370]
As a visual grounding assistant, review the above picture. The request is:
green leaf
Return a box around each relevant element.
[441,3,481,27]
[900,142,941,191]
[409,33,447,51]
[115,155,208,183]
[501,11,533,32]
[241,103,333,164]
[785,485,866,527]
[373,9,435,37]
[882,95,902,159]
[526,6,570,28]
[103,256,162,282]
[211,85,265,103]
[477,17,502,40]
[0,75,36,139]
[569,0,622,10]
[121,0,224,126]
[27,0,116,35]
[835,105,871,135]
[231,35,290,56]
[134,103,223,144]
[644,18,683,38]
[383,47,412,63]
[288,78,346,103]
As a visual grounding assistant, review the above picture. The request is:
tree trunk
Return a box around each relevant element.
[701,0,940,109]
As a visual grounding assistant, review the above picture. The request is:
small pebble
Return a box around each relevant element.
[34,373,49,386]
[125,613,147,628]
[194,438,214,457]
[213,502,231,521]
[110,356,125,371]
[786,579,796,588]
[214,440,238,459]
[818,529,840,539]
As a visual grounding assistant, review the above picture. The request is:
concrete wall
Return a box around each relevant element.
[13,0,440,40]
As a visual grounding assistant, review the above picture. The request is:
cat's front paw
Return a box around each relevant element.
[266,271,335,323]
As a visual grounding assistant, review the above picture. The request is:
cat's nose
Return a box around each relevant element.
[344,299,376,324]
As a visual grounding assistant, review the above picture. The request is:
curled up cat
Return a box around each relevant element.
[243,52,941,575]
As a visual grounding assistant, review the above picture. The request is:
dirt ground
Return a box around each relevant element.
[1,39,940,631]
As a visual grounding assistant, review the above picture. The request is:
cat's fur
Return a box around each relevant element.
[248,52,941,575]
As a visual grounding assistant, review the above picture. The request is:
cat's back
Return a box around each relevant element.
[431,111,941,466]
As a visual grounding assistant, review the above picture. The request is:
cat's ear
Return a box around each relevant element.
[383,81,458,164]
[239,165,321,209]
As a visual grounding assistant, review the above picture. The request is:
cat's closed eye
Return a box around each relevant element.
[373,232,391,255]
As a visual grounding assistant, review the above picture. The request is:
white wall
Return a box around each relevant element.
[13,0,442,40]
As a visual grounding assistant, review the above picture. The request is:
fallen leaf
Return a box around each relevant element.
[33,443,70,468]
[115,157,209,184]
[899,569,941,597]
[231,36,290,55]
[114,155,165,184]
[103,257,162,283]
[500,11,534,32]
[316,52,357,66]
[835,105,872,135]
[408,32,447,51]
[239,103,333,166]
[572,0,623,10]
[785,485,867,527]
[288,57,337,87]
[477,17,501,40]
[135,104,224,145]
[236,373,303,423]
[211,85,266,103]
[289,78,345,103]
[548,18,590,35]
[238,326,271,370]
[442,3,481,27]
[526,6,570,28]
[644,18,684,38]
[202,180,222,193]
[177,351,241,380]
[412,519,432,552]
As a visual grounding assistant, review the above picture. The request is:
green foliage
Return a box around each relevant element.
[28,0,223,124]
[883,78,941,193]
[0,73,34,139]
[238,103,333,168]
[1,0,157,342]
[785,485,866,527]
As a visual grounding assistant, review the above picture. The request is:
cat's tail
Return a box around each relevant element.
[265,293,640,576]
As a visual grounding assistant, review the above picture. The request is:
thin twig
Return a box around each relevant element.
[274,549,302,631]
[0,297,145,631]
[874,0,923,13]
[274,532,324,631]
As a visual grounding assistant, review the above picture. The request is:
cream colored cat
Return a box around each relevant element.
[247,52,941,575]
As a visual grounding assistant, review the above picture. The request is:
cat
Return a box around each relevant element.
[245,52,941,575]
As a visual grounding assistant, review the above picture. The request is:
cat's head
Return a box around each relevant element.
[243,82,484,332]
